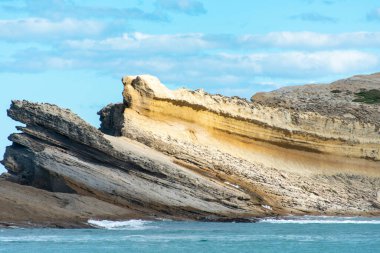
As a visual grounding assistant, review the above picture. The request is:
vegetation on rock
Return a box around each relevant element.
[353,89,380,104]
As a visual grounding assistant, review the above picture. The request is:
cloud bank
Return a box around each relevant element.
[0,0,379,93]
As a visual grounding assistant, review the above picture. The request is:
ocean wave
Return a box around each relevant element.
[260,217,380,224]
[0,235,65,242]
[87,219,154,230]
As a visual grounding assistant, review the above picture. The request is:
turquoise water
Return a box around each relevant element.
[1,217,380,253]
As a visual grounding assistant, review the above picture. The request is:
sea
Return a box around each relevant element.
[1,216,379,253]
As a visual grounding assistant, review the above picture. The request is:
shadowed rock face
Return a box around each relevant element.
[0,178,137,228]
[2,101,269,225]
[98,103,125,136]
[1,73,380,227]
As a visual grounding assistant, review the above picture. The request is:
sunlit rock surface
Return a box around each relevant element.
[1,73,380,227]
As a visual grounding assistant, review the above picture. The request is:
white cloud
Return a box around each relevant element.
[240,31,380,49]
[249,50,379,75]
[65,32,218,53]
[162,51,379,79]
[64,31,380,54]
[4,48,376,80]
[2,0,168,22]
[1,31,380,91]
[0,18,105,40]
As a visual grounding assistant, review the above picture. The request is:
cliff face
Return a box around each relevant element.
[1,73,380,227]
[2,101,267,224]
[117,74,380,214]
[121,75,379,161]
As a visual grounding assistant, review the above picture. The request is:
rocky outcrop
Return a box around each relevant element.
[252,73,380,127]
[0,178,138,228]
[1,73,380,227]
[117,74,380,214]
[1,101,269,225]
[98,103,125,136]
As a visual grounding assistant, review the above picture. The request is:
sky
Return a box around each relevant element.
[1,0,380,172]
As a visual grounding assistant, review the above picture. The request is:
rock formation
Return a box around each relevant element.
[1,73,380,227]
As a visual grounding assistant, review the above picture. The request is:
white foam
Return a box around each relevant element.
[260,218,380,224]
[0,235,62,242]
[87,219,153,230]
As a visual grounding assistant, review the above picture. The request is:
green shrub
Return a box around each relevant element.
[352,89,380,104]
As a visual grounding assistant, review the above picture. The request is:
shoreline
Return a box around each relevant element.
[1,74,379,227]
[2,215,380,229]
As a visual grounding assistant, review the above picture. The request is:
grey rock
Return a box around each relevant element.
[98,103,125,136]
[1,73,380,227]
[2,100,267,223]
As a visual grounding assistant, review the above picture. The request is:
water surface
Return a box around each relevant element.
[1,217,379,253]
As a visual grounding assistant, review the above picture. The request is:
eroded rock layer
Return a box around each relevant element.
[2,101,270,225]
[1,73,380,227]
[117,74,380,215]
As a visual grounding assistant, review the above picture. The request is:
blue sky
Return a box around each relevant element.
[1,0,380,172]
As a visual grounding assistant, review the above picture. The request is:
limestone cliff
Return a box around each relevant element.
[1,73,380,227]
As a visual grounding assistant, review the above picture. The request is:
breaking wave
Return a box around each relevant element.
[260,217,380,224]
[87,219,154,230]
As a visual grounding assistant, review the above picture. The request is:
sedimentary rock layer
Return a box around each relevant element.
[115,74,380,215]
[2,100,270,225]
[1,73,380,227]
[121,75,380,161]
[0,178,137,228]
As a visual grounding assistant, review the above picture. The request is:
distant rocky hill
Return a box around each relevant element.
[1,73,379,228]
[252,73,380,127]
